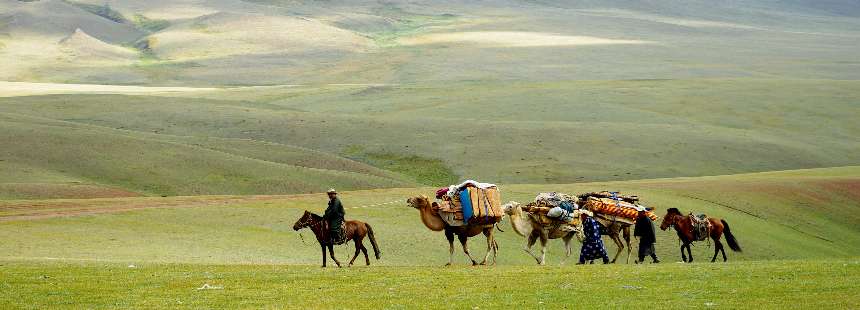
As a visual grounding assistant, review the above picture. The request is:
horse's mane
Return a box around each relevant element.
[666,207,682,215]
[305,210,324,220]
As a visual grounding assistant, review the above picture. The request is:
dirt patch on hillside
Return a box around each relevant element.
[399,31,653,47]
[0,81,216,97]
[0,183,141,200]
[0,195,294,222]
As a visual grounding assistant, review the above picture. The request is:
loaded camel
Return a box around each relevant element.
[504,201,634,264]
[502,202,582,265]
[406,195,499,266]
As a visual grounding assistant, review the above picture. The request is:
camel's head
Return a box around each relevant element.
[406,195,430,209]
[502,201,521,215]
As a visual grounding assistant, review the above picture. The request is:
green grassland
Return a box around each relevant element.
[2,167,857,265]
[1,79,857,197]
[2,1,859,308]
[0,112,413,198]
[0,167,858,308]
[1,260,857,309]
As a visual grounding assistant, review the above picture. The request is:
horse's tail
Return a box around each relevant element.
[721,219,742,252]
[365,223,381,259]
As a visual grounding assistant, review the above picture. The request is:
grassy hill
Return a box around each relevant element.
[1,1,856,196]
[0,79,856,196]
[0,111,414,198]
[2,0,859,84]
[1,166,857,265]
[2,1,858,308]
[0,167,858,308]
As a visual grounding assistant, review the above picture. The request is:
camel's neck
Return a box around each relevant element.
[418,204,446,231]
[507,208,534,237]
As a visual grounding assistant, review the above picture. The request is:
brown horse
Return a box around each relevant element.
[659,208,741,262]
[293,210,381,267]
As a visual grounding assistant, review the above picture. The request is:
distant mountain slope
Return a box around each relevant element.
[148,11,373,61]
[0,79,857,187]
[0,112,414,198]
[2,0,859,84]
[1,0,144,42]
[59,28,138,62]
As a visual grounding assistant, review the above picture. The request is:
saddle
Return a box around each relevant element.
[324,222,349,245]
[689,213,710,241]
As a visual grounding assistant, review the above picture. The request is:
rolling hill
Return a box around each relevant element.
[1,0,858,84]
[0,78,856,196]
[1,166,858,264]
[0,111,414,198]
[1,1,859,308]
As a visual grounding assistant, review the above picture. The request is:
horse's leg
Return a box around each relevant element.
[680,244,687,262]
[716,235,728,262]
[361,243,370,266]
[328,245,342,267]
[686,243,694,263]
[459,234,478,265]
[321,245,327,267]
[445,229,455,266]
[711,237,722,263]
[348,240,361,266]
[355,244,370,266]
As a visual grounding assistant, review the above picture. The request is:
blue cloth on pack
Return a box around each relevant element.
[559,201,575,212]
[460,189,473,222]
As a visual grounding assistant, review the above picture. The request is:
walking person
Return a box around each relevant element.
[577,210,610,264]
[634,208,660,263]
[324,189,346,244]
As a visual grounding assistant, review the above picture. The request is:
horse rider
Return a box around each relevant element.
[324,188,345,244]
[634,208,660,264]
[577,210,610,264]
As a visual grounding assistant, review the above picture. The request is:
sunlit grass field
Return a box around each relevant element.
[1,167,859,308]
[2,259,857,309]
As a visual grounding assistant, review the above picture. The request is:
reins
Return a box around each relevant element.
[295,214,327,243]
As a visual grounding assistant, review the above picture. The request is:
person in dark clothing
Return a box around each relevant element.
[324,188,345,244]
[634,209,660,264]
[577,211,610,264]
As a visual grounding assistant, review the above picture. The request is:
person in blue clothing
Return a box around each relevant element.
[577,210,610,264]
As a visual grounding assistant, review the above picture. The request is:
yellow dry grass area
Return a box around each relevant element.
[398,31,654,47]
[0,37,63,81]
[59,29,138,62]
[0,33,136,80]
[151,12,373,60]
[0,82,217,97]
[575,9,763,30]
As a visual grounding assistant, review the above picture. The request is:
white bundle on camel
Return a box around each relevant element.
[433,180,503,226]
